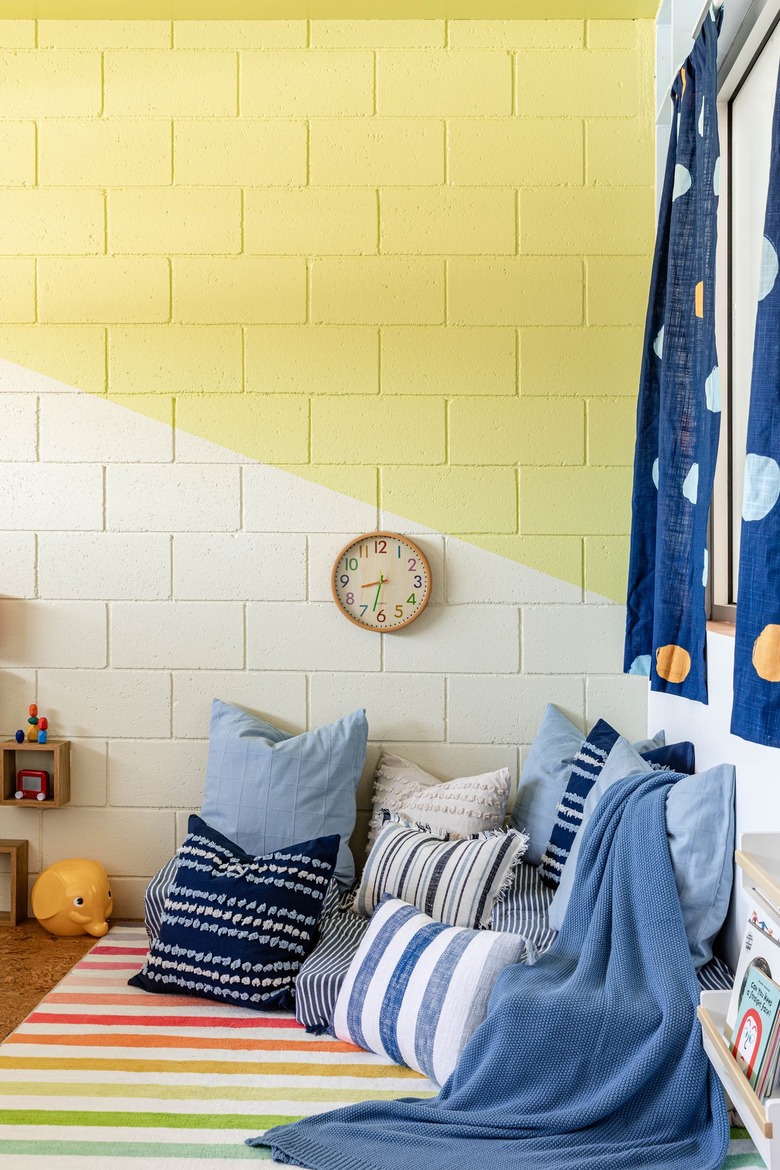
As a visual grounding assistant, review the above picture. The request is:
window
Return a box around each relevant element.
[711,0,780,620]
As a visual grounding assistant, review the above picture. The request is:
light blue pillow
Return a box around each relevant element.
[509,704,664,866]
[548,738,736,971]
[509,706,584,866]
[666,762,736,970]
[201,699,368,888]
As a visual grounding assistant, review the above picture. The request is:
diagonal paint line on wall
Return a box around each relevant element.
[0,358,611,610]
[0,361,630,601]
[0,359,650,920]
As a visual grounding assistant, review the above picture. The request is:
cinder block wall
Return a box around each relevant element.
[0,18,654,915]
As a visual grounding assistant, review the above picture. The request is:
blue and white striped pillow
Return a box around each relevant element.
[537,718,619,888]
[355,814,529,929]
[332,895,529,1087]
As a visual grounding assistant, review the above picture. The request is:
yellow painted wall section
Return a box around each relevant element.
[0,18,655,601]
[0,6,662,19]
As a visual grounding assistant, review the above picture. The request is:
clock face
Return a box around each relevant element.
[332,532,432,632]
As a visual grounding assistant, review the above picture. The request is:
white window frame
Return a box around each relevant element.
[710,0,780,622]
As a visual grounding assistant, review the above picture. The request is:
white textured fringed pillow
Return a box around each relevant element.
[366,751,511,853]
[332,894,529,1087]
[355,813,529,929]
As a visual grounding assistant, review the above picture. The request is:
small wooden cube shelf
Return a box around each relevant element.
[0,739,70,808]
[0,839,28,926]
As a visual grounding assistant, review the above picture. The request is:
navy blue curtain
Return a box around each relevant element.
[624,9,722,703]
[732,60,780,747]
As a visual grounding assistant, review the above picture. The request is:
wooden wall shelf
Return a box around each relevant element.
[0,740,70,808]
[0,839,28,927]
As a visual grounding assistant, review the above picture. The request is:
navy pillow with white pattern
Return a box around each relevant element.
[129,815,338,1011]
[537,719,620,888]
[536,723,696,890]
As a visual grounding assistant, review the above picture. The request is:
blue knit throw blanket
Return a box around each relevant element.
[248,770,729,1170]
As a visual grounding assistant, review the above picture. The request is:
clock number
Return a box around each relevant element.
[346,557,358,571]
[376,609,386,623]
[360,545,368,558]
[375,539,387,554]
[408,558,417,571]
[407,593,416,605]
[340,574,350,587]
[397,544,402,557]
[413,575,423,588]
[346,592,354,605]
[360,605,368,617]
[394,604,404,618]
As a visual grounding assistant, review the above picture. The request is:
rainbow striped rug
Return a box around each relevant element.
[0,925,765,1168]
[0,924,435,1167]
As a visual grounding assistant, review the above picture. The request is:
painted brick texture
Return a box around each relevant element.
[0,18,653,915]
[0,16,654,599]
[0,380,650,914]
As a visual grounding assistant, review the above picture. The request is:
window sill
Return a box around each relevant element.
[706,620,736,638]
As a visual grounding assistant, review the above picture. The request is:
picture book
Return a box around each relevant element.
[756,1011,780,1101]
[727,905,780,1035]
[730,966,780,1095]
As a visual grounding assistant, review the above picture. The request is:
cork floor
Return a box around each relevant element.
[0,921,96,1041]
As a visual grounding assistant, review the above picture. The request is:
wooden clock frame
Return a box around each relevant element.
[330,531,432,633]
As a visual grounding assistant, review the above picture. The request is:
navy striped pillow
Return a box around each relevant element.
[537,719,620,889]
[294,896,368,1033]
[143,855,179,946]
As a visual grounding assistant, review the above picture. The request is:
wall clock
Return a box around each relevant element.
[331,532,432,632]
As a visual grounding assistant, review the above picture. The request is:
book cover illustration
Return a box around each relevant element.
[727,905,780,1035]
[730,967,780,1090]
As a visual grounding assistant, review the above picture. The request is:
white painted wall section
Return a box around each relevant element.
[0,367,648,917]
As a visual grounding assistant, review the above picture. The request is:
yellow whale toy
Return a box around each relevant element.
[32,859,113,938]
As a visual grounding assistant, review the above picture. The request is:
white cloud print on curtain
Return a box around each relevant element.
[624,6,722,704]
[732,55,780,747]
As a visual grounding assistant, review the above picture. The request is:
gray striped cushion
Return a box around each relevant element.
[354,815,528,929]
[295,862,733,1033]
[144,855,179,946]
[332,895,529,1087]
[698,955,734,991]
[296,866,550,1033]
[295,894,368,1032]
[490,860,557,955]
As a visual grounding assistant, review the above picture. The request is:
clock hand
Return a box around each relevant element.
[362,580,390,588]
[373,574,386,612]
